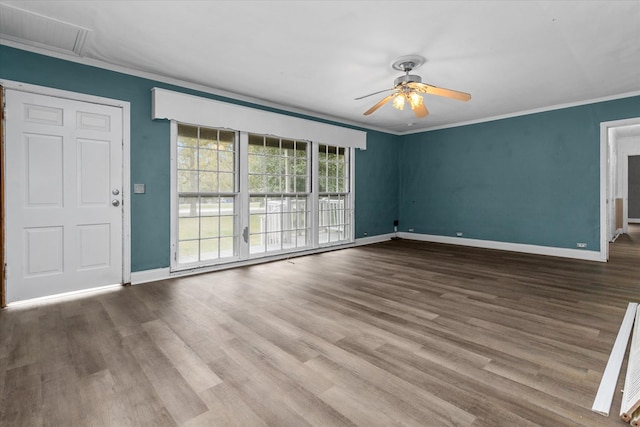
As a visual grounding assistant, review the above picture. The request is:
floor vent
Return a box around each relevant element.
[0,3,90,56]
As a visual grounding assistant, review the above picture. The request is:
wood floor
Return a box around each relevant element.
[1,228,639,426]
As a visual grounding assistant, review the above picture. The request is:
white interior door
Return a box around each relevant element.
[5,89,123,303]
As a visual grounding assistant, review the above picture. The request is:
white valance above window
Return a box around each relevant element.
[151,88,367,150]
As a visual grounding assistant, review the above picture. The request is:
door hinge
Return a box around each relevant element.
[3,263,7,279]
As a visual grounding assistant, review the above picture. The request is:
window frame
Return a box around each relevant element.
[170,121,355,273]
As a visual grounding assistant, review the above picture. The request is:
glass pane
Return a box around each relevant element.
[178,197,199,217]
[220,197,234,216]
[318,176,327,193]
[265,137,280,155]
[177,147,198,170]
[266,232,281,250]
[200,197,218,216]
[295,176,306,193]
[199,127,218,149]
[179,217,199,240]
[219,173,234,193]
[178,240,199,264]
[249,174,265,193]
[327,177,337,193]
[295,158,307,175]
[219,215,235,237]
[267,175,281,193]
[250,214,265,234]
[250,234,266,254]
[199,171,218,193]
[318,145,327,162]
[248,155,265,174]
[264,155,280,177]
[201,216,219,238]
[219,151,234,172]
[250,197,266,213]
[248,134,264,153]
[219,130,235,147]
[200,239,219,260]
[337,161,345,179]
[281,139,295,155]
[219,237,235,258]
[296,142,307,156]
[199,149,218,171]
[284,173,295,193]
[296,230,307,247]
[177,125,198,147]
[178,170,198,193]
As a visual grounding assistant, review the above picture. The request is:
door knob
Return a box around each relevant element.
[112,189,120,195]
[112,199,120,207]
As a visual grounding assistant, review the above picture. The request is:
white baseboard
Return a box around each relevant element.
[131,267,171,285]
[354,233,395,246]
[396,232,606,262]
[130,234,394,285]
[629,218,640,224]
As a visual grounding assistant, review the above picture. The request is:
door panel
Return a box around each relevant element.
[5,89,123,303]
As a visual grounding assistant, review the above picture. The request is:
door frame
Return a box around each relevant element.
[600,116,640,262]
[0,80,131,307]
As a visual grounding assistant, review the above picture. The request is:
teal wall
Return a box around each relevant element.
[399,97,640,251]
[0,45,399,271]
[355,131,400,238]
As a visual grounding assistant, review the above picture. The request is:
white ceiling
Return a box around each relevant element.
[1,0,639,134]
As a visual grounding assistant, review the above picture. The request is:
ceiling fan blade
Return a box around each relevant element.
[363,93,397,115]
[409,82,471,101]
[412,101,429,118]
[355,87,394,100]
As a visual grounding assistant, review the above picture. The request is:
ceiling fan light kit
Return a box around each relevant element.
[358,55,471,119]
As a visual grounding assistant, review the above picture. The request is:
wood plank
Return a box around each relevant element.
[0,224,638,426]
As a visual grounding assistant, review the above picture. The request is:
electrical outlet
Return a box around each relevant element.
[576,243,587,248]
[456,232,463,237]
[408,228,414,232]
[134,183,146,194]
[363,232,368,236]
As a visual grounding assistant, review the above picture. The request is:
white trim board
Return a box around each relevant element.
[396,232,605,262]
[152,88,367,149]
[131,237,390,286]
[601,117,640,262]
[353,233,395,246]
[592,302,638,417]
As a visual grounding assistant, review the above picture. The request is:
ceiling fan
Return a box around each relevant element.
[356,55,471,118]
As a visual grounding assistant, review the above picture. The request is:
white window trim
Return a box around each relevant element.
[152,87,367,149]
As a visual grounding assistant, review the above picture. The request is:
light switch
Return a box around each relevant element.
[134,183,146,194]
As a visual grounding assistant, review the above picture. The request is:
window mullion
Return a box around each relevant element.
[310,143,319,248]
[238,131,250,260]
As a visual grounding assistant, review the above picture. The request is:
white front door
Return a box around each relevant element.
[5,89,124,303]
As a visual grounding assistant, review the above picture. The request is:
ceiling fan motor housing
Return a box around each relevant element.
[394,74,422,87]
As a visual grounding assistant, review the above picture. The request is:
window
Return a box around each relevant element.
[318,144,351,245]
[172,123,354,271]
[176,125,237,265]
[248,134,310,254]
